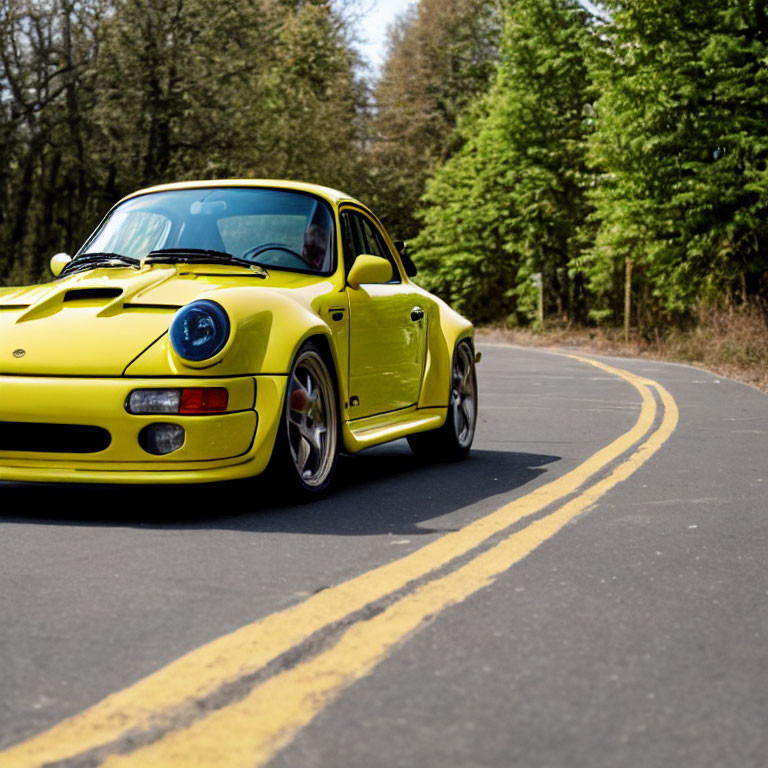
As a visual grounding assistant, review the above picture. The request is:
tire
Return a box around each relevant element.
[407,340,477,461]
[267,341,339,499]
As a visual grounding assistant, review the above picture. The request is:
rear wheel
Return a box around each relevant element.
[268,342,339,499]
[407,340,477,461]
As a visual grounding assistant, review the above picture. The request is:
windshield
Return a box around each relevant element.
[81,187,335,273]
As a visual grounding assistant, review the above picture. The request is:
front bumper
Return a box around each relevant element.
[0,374,287,483]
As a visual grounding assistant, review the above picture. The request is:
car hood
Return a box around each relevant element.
[0,264,313,376]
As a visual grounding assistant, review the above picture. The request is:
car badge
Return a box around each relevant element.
[12,348,25,358]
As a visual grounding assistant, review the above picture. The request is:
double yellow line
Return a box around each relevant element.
[2,353,678,768]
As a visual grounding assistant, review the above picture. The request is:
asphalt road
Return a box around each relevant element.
[1,344,767,767]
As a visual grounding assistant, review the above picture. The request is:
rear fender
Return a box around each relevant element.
[418,298,474,408]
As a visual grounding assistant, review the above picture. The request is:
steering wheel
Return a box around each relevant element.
[241,242,306,266]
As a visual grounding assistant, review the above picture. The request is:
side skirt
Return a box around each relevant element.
[342,406,447,453]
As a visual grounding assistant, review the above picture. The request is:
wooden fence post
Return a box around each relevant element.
[531,272,544,327]
[624,257,633,344]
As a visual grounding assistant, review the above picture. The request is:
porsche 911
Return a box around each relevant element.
[0,180,477,496]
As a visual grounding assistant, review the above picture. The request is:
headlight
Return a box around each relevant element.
[169,300,230,362]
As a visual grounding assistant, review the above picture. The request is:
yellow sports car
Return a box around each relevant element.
[0,180,477,496]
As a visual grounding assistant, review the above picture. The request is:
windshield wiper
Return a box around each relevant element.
[59,252,140,278]
[145,249,267,276]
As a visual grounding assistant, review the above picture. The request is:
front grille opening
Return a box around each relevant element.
[63,288,123,302]
[0,422,111,453]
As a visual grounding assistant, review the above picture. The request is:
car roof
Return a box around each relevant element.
[120,179,363,208]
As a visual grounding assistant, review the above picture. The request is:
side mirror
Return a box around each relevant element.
[394,241,417,277]
[50,252,72,277]
[347,255,393,289]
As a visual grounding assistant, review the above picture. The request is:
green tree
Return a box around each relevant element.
[585,0,768,322]
[0,0,366,284]
[366,0,502,239]
[95,0,364,190]
[245,0,366,192]
[413,0,595,324]
[0,0,107,282]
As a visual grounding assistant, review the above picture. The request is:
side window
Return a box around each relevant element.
[358,218,387,260]
[340,211,361,273]
[341,209,400,283]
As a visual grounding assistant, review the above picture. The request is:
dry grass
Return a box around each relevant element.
[478,305,768,393]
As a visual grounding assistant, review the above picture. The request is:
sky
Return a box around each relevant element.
[353,0,415,76]
[350,0,608,77]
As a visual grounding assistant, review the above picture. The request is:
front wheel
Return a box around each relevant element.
[268,342,339,499]
[407,340,477,461]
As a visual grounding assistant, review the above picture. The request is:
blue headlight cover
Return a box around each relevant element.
[169,300,230,362]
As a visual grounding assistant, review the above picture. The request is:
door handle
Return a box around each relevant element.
[410,306,424,322]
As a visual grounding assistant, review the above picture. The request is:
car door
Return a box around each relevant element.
[341,208,426,419]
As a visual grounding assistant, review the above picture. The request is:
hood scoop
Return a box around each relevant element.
[63,287,124,303]
[16,285,126,322]
[14,268,177,323]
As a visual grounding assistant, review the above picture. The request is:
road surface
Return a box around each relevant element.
[1,344,766,767]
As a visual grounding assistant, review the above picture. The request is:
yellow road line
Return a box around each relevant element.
[0,354,670,768]
[100,364,679,768]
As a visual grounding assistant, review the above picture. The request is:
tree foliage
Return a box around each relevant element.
[412,0,595,323]
[0,0,106,281]
[412,0,768,326]
[584,0,768,322]
[365,0,502,239]
[2,0,767,332]
[0,0,364,284]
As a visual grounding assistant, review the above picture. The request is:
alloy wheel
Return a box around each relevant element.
[287,349,337,488]
[451,343,477,449]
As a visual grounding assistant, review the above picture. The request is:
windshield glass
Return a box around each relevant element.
[81,187,335,273]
